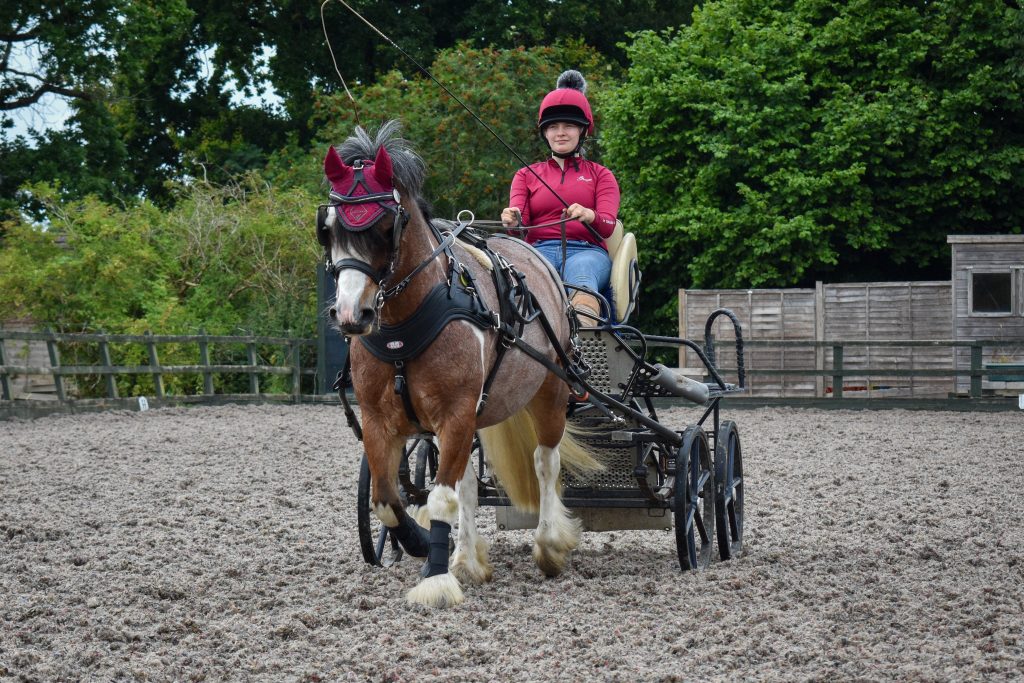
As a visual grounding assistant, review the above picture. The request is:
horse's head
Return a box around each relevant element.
[317,144,407,336]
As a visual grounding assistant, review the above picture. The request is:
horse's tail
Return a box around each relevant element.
[479,410,604,513]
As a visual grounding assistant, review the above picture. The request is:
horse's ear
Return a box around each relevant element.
[371,146,394,188]
[324,146,353,186]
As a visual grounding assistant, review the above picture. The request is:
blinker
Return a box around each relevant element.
[316,205,331,247]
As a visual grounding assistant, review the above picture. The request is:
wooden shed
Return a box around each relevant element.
[948,235,1024,393]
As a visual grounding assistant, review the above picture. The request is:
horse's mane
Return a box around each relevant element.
[335,120,426,198]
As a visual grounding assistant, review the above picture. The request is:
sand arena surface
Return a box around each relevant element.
[1,404,1022,681]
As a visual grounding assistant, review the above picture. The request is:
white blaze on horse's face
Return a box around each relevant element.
[326,207,379,335]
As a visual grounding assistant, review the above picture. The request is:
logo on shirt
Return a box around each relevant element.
[577,176,592,183]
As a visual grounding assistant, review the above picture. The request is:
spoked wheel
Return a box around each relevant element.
[674,426,716,571]
[714,420,744,560]
[410,437,438,493]
[356,453,404,567]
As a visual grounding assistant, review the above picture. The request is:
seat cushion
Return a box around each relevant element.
[609,232,637,323]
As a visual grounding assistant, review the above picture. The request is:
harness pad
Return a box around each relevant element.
[359,280,493,363]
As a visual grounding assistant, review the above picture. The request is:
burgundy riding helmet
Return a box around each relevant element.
[537,70,594,137]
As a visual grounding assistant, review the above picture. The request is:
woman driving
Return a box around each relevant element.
[501,70,620,321]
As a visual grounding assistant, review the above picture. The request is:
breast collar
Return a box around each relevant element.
[358,276,493,363]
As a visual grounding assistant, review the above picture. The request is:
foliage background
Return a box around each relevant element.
[2,0,1023,345]
[601,0,1024,325]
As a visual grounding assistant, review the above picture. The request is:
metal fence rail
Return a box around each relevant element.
[0,330,318,403]
[647,337,1024,402]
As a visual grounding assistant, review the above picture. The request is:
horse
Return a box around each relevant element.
[318,120,601,607]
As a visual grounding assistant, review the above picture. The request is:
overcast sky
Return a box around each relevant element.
[2,45,283,145]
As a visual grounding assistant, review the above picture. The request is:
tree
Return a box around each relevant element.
[1,2,116,113]
[1,0,292,211]
[0,178,319,336]
[312,41,612,220]
[3,0,696,214]
[602,0,1024,331]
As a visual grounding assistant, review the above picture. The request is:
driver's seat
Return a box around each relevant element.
[604,220,640,324]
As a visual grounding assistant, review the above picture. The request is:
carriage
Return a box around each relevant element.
[320,122,747,606]
[350,216,748,576]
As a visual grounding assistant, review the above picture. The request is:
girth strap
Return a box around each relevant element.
[392,360,424,430]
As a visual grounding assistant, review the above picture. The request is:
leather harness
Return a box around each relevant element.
[322,175,587,437]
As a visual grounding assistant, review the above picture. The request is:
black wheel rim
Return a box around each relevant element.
[674,426,715,571]
[714,421,744,560]
[411,438,434,490]
[356,453,403,567]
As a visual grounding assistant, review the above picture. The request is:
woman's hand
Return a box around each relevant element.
[563,203,596,224]
[501,206,522,227]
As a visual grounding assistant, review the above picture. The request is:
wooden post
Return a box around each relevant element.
[98,334,118,399]
[814,282,825,398]
[832,344,844,399]
[317,262,328,394]
[677,288,687,370]
[247,341,260,395]
[0,336,10,401]
[970,343,982,398]
[46,328,66,402]
[145,331,164,398]
[291,339,302,400]
[198,328,214,395]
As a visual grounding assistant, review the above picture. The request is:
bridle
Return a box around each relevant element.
[317,158,410,285]
[317,160,468,311]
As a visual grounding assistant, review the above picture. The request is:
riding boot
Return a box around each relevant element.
[571,292,601,325]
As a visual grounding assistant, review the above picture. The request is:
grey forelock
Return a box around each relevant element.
[335,120,426,197]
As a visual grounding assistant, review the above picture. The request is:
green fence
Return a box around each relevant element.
[648,336,1023,409]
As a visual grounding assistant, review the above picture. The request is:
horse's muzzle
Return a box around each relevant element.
[331,306,376,336]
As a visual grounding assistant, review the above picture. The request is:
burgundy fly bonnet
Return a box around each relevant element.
[323,145,402,231]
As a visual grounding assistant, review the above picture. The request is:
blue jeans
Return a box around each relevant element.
[533,240,612,293]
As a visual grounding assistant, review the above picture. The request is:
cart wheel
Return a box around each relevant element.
[674,426,715,571]
[411,437,438,491]
[356,453,404,567]
[714,421,744,560]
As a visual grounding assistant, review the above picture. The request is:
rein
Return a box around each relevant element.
[462,218,574,232]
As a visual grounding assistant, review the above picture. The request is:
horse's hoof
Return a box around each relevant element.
[406,572,464,608]
[534,514,581,554]
[533,543,569,578]
[451,543,494,585]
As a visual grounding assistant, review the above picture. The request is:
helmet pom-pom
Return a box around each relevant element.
[556,69,587,94]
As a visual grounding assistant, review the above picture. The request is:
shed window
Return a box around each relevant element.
[971,272,1012,314]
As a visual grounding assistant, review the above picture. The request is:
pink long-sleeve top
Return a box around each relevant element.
[509,157,620,249]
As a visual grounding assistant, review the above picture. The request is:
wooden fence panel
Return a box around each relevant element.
[823,282,953,397]
[681,282,956,398]
[679,289,817,397]
[0,330,318,404]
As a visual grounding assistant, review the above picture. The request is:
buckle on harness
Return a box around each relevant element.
[394,360,406,395]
